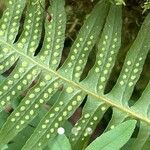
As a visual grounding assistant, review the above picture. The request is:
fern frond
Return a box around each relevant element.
[70,4,122,149]
[85,120,136,150]
[0,0,149,149]
[59,0,109,81]
[105,8,150,133]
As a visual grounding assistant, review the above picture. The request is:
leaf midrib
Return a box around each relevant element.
[0,39,149,124]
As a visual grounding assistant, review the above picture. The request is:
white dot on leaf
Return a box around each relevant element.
[57,127,65,135]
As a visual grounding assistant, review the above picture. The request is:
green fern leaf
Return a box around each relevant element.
[69,4,122,149]
[0,0,149,150]
[85,120,136,150]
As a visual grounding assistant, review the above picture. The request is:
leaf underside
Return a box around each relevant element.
[0,0,149,150]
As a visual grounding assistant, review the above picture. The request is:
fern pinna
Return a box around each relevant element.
[0,0,149,150]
